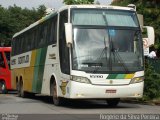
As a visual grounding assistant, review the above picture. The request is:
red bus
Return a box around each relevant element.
[0,47,11,93]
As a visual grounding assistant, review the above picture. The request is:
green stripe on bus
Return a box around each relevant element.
[107,74,117,79]
[32,49,41,92]
[37,47,47,93]
[116,74,126,79]
[32,47,47,93]
[106,74,134,79]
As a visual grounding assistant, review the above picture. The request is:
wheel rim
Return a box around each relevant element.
[2,84,5,91]
[0,82,6,93]
[0,82,5,91]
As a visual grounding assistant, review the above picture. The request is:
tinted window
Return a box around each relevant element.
[59,10,70,74]
[12,14,58,55]
[15,38,20,55]
[11,39,15,56]
[49,15,57,45]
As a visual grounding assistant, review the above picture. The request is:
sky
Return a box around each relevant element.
[0,0,112,10]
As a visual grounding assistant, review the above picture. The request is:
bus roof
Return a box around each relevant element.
[66,4,135,11]
[13,5,135,38]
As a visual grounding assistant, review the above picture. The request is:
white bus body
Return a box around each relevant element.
[11,5,154,106]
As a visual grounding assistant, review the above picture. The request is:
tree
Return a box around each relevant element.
[143,60,160,100]
[0,5,46,46]
[63,0,94,5]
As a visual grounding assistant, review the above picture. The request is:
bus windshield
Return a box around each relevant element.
[71,9,143,73]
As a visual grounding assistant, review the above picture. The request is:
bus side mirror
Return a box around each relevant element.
[143,26,155,47]
[65,23,73,47]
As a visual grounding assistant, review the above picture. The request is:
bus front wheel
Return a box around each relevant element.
[106,98,120,107]
[52,81,63,106]
[0,81,7,94]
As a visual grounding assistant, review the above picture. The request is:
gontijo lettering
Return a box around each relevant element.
[18,55,29,64]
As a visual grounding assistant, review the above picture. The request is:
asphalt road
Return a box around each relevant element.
[0,92,160,120]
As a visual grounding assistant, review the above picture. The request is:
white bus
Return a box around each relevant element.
[11,5,154,106]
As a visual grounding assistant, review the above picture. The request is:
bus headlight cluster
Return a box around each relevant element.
[70,75,91,84]
[130,76,144,84]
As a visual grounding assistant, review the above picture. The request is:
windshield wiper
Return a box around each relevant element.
[93,37,108,73]
[110,39,129,73]
[113,50,129,73]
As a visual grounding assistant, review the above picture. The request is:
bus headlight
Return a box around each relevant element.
[70,75,91,84]
[130,76,144,84]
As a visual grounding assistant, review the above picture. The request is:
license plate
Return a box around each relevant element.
[106,89,117,93]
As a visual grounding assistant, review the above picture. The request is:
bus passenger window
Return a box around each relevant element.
[49,15,57,45]
[27,33,32,51]
[39,25,45,47]
[59,10,70,74]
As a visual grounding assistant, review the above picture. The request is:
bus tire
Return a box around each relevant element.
[19,80,27,98]
[17,81,21,97]
[106,98,120,107]
[52,81,63,106]
[0,81,7,94]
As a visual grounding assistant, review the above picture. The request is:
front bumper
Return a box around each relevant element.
[68,81,144,99]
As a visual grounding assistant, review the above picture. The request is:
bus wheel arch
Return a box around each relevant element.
[0,79,7,94]
[50,75,63,106]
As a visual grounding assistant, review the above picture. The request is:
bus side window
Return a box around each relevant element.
[43,24,48,46]
[39,25,45,47]
[34,27,39,49]
[15,38,20,55]
[0,52,5,68]
[31,30,35,50]
[59,10,70,74]
[27,32,32,51]
[20,37,24,53]
[11,39,15,56]
[49,15,57,45]
[21,33,27,52]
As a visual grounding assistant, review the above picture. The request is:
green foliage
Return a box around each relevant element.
[63,0,94,5]
[0,5,46,46]
[143,60,160,100]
